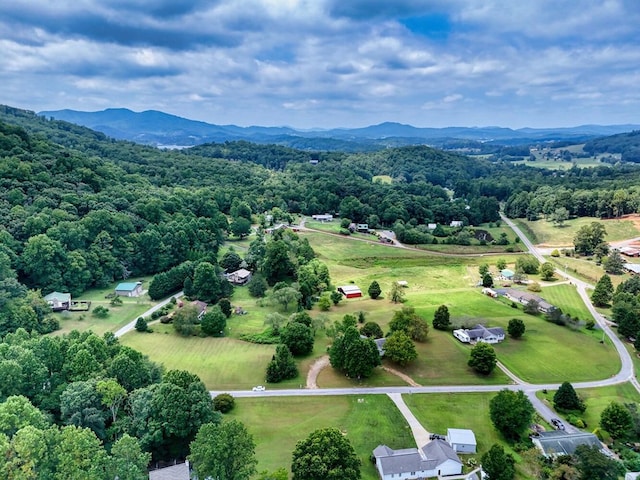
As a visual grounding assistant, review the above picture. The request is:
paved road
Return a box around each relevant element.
[114,291,184,338]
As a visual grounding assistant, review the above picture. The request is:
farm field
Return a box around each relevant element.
[514,217,640,247]
[539,284,592,321]
[228,395,414,480]
[546,255,628,287]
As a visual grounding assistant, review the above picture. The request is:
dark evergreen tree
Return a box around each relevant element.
[481,444,515,480]
[432,305,451,330]
[367,280,382,299]
[592,275,614,307]
[507,318,525,339]
[265,345,298,383]
[553,381,585,412]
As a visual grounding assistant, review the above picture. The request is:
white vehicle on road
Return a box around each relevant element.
[252,385,266,392]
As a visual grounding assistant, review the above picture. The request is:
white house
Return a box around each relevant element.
[311,214,333,222]
[453,325,505,344]
[373,440,463,480]
[148,461,190,480]
[115,282,143,297]
[44,291,71,311]
[226,268,252,285]
[450,220,464,228]
[447,429,477,454]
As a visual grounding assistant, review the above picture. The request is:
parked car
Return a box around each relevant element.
[551,418,565,430]
[252,385,266,392]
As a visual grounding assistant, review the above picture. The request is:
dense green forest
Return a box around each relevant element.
[584,130,640,163]
[3,104,640,326]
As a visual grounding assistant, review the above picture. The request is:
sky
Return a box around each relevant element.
[1,0,639,129]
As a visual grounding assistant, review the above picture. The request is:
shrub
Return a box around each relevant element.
[134,317,148,332]
[213,393,235,413]
[92,305,109,318]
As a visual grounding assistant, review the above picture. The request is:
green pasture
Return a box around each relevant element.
[514,217,640,246]
[120,324,277,389]
[539,284,591,321]
[228,395,414,480]
[546,256,628,287]
[514,158,601,170]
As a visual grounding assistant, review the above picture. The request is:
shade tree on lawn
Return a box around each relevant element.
[489,389,535,441]
[201,305,227,337]
[266,344,298,383]
[389,306,429,342]
[329,326,380,379]
[507,318,525,339]
[280,322,314,356]
[592,274,614,307]
[600,401,633,439]
[468,342,497,375]
[432,305,451,330]
[553,381,586,413]
[360,321,383,339]
[383,331,417,366]
[291,427,360,480]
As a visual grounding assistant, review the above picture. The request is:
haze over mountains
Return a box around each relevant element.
[40,108,640,151]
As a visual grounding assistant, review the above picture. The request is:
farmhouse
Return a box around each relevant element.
[427,223,437,230]
[373,439,463,479]
[499,269,515,281]
[311,214,333,222]
[357,223,369,232]
[446,429,477,454]
[450,220,464,228]
[503,288,555,313]
[191,300,207,319]
[44,291,71,311]
[338,285,362,298]
[115,282,143,297]
[532,431,604,458]
[453,324,505,344]
[226,268,252,285]
[481,287,498,298]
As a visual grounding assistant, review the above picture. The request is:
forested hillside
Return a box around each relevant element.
[3,104,640,307]
[583,130,640,163]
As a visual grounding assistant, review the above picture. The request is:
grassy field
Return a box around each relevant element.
[514,217,640,246]
[228,395,415,480]
[539,284,591,321]
[546,255,629,287]
[372,175,393,184]
[513,158,601,170]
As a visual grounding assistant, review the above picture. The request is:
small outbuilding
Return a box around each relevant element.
[337,285,362,298]
[115,282,143,297]
[311,214,333,222]
[227,268,252,285]
[447,428,477,454]
[625,263,640,275]
[44,291,71,311]
[500,269,515,280]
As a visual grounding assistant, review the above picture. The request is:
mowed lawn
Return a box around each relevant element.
[539,284,591,321]
[515,217,640,246]
[120,324,276,389]
[228,395,414,480]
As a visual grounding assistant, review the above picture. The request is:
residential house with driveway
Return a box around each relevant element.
[373,439,464,479]
[453,324,505,344]
[502,288,555,313]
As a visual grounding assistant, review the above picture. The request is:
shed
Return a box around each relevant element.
[44,291,71,311]
[227,268,252,285]
[450,220,464,228]
[625,263,640,275]
[500,269,515,280]
[337,285,362,298]
[447,428,477,454]
[397,280,408,287]
[115,282,143,297]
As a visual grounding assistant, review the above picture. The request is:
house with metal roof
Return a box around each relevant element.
[373,439,463,479]
[531,431,604,457]
[148,461,190,480]
[115,281,143,297]
[338,285,362,298]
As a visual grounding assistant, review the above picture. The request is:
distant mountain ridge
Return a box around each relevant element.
[39,107,640,150]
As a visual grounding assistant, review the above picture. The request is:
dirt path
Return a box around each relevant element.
[306,355,330,389]
[382,366,421,387]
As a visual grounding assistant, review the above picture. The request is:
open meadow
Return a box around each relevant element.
[514,217,640,247]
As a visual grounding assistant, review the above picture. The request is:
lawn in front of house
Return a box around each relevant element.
[228,395,415,480]
[538,284,592,322]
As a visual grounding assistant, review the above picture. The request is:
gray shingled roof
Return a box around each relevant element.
[465,324,504,341]
[373,440,462,476]
[148,462,190,480]
[534,431,602,456]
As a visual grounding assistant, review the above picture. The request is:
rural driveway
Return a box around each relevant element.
[114,291,184,338]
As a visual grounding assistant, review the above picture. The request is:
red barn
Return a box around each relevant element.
[338,285,362,298]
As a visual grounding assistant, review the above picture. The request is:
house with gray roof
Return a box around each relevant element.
[531,431,604,457]
[373,439,463,479]
[503,288,555,313]
[453,325,505,344]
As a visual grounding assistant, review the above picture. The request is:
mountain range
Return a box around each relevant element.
[39,107,640,151]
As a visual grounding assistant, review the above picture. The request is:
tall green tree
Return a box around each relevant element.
[280,322,314,356]
[106,434,151,480]
[367,281,382,299]
[329,326,380,379]
[189,420,257,480]
[192,262,223,303]
[291,428,360,480]
[262,240,295,285]
[540,262,555,281]
[573,222,607,256]
[603,251,625,274]
[201,305,227,337]
[432,305,451,330]
[507,318,525,339]
[389,306,429,342]
[575,444,624,480]
[266,345,298,383]
[383,331,417,366]
[389,282,405,303]
[600,401,633,439]
[592,274,614,307]
[468,342,497,375]
[553,381,585,412]
[489,389,535,441]
[481,444,516,480]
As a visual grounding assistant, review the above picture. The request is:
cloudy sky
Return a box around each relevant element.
[1,0,638,128]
